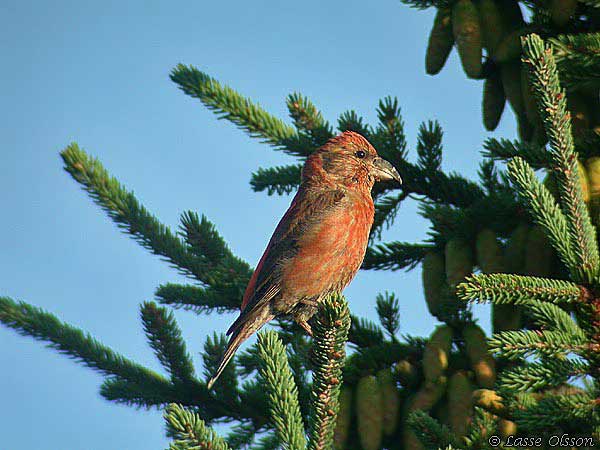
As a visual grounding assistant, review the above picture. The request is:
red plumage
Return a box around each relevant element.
[207,131,401,389]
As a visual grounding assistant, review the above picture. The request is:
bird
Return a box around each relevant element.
[207,131,402,389]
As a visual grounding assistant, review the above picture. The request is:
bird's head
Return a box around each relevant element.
[303,131,402,190]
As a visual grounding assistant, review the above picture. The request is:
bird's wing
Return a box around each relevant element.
[227,187,346,336]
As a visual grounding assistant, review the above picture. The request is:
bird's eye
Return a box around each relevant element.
[355,150,366,159]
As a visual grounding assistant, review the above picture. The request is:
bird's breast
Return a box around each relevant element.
[282,194,374,298]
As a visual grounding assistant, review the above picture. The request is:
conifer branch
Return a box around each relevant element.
[512,392,597,431]
[250,165,303,195]
[257,331,307,450]
[407,410,459,449]
[337,110,372,137]
[286,92,334,146]
[203,333,239,397]
[140,302,196,383]
[457,274,587,305]
[99,377,204,409]
[0,296,168,385]
[308,294,351,450]
[550,33,600,90]
[369,117,446,205]
[255,433,282,450]
[198,87,483,212]
[399,159,485,208]
[499,359,589,391]
[399,0,451,10]
[343,340,424,385]
[478,160,509,196]
[370,97,408,166]
[363,242,432,271]
[464,408,501,449]
[100,377,171,408]
[249,121,468,206]
[415,120,442,172]
[521,34,599,283]
[508,157,577,276]
[0,298,268,424]
[371,192,408,239]
[249,141,482,216]
[170,65,313,157]
[580,0,600,6]
[179,211,251,279]
[488,329,586,359]
[483,138,550,169]
[505,391,541,413]
[348,315,385,347]
[225,424,257,450]
[164,403,232,450]
[420,194,523,244]
[61,144,227,285]
[526,301,586,339]
[155,283,241,313]
[375,292,401,339]
[287,338,313,421]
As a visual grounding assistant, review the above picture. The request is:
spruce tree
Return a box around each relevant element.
[398,0,600,443]
[1,0,600,448]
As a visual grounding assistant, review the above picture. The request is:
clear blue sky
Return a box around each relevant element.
[0,1,517,448]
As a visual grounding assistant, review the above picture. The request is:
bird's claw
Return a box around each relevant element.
[297,319,313,337]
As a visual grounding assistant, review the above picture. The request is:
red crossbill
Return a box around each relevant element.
[208,131,401,388]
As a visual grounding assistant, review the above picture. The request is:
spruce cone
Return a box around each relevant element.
[445,238,474,287]
[426,8,454,75]
[422,252,446,317]
[333,387,352,450]
[482,70,506,131]
[377,368,400,436]
[355,375,383,450]
[452,0,483,78]
[448,371,474,437]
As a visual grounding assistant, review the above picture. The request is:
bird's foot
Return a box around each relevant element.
[297,319,313,336]
[301,298,319,307]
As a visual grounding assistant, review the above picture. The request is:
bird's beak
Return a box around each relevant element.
[373,158,402,184]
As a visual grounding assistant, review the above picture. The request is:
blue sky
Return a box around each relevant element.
[0,1,517,448]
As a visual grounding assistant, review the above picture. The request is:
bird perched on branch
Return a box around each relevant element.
[208,131,402,389]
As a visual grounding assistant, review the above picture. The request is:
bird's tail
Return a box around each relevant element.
[207,310,274,389]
